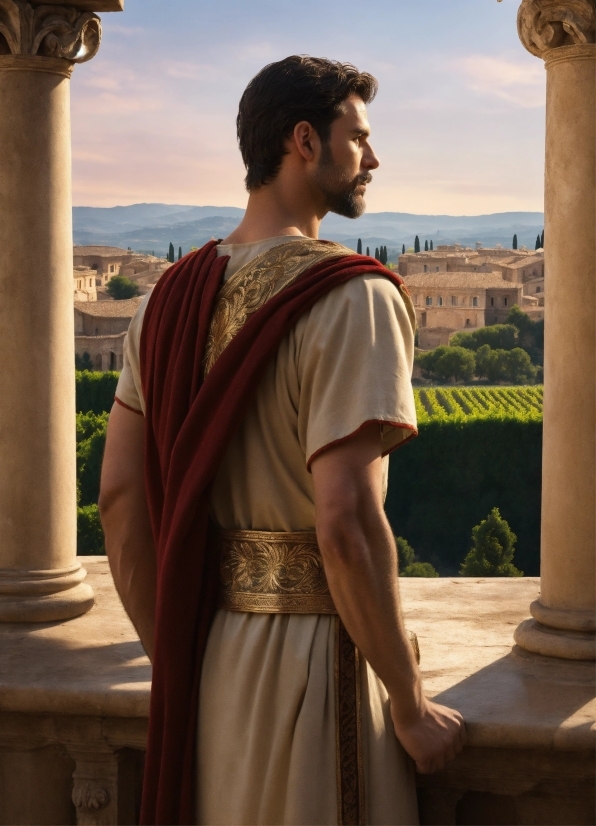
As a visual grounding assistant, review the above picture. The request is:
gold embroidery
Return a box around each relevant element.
[204,239,354,375]
[218,529,337,614]
[335,617,365,826]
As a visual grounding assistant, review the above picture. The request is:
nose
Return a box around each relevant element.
[363,143,380,171]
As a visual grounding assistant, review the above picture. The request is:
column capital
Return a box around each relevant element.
[0,0,101,64]
[518,0,596,58]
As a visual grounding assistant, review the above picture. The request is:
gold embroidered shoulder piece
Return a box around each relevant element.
[203,238,353,375]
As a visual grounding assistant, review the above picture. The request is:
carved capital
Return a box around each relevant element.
[518,0,596,57]
[0,0,101,63]
[72,782,110,813]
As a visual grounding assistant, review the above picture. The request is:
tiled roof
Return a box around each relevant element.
[74,297,143,317]
[74,246,131,256]
[501,255,544,269]
[404,272,519,289]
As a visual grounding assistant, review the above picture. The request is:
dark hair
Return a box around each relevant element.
[237,55,378,191]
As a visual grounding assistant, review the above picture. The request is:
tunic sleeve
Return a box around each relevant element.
[295,274,418,468]
[114,293,151,416]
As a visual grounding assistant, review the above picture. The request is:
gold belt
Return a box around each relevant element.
[218,529,337,614]
[217,529,422,664]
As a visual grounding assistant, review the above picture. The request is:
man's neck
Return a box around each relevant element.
[221,181,326,245]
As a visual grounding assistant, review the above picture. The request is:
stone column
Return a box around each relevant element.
[514,0,596,660]
[0,1,111,622]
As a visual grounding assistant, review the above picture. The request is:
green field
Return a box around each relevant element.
[414,386,543,423]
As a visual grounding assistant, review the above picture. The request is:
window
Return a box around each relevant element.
[436,266,440,272]
[490,297,495,306]
[437,296,443,307]
[424,265,428,273]
[425,296,432,306]
[109,264,115,273]
[451,296,457,306]
[77,280,81,289]
[88,279,92,288]
[473,297,478,307]
[413,295,419,306]
[504,297,508,306]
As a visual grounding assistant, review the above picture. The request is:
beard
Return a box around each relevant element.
[314,142,372,219]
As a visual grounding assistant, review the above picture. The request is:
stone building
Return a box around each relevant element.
[73,246,166,288]
[405,271,523,336]
[72,265,97,302]
[398,247,544,282]
[74,297,143,371]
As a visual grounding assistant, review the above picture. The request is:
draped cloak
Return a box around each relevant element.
[138,239,411,825]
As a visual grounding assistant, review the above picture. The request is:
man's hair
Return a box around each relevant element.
[237,55,378,191]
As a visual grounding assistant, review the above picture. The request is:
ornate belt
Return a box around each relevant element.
[218,529,337,614]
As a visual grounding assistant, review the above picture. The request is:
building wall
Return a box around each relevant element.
[74,310,133,337]
[75,334,126,371]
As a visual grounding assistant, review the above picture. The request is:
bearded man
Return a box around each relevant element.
[99,55,465,826]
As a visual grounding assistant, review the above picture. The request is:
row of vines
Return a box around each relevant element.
[414,386,543,424]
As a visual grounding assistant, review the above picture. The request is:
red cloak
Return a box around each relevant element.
[139,240,407,824]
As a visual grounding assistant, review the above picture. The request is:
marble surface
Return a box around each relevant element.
[0,560,593,750]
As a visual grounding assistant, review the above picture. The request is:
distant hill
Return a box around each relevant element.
[73,203,545,259]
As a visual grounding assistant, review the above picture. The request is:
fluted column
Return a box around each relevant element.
[0,1,117,622]
[514,0,596,660]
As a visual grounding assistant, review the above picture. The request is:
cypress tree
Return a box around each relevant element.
[414,235,420,253]
[383,246,388,265]
[541,229,544,248]
[424,240,429,252]
[374,247,380,261]
[430,240,434,251]
[535,235,540,250]
[168,242,175,263]
[512,234,518,250]
[357,238,362,255]
[402,244,405,255]
[178,246,182,260]
[366,246,370,257]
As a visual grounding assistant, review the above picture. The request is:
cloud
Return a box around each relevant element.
[455,55,545,108]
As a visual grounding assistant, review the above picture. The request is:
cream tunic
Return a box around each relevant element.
[116,236,419,826]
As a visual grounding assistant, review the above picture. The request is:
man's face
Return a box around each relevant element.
[313,94,380,219]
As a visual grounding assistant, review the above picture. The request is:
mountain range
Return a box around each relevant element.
[73,203,545,259]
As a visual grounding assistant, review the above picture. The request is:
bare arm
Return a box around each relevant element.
[99,403,156,661]
[311,425,465,773]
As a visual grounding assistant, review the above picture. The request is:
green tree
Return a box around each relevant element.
[460,507,523,576]
[106,276,140,300]
[402,244,405,255]
[75,352,94,371]
[424,240,429,251]
[474,345,538,384]
[168,242,175,263]
[178,246,182,260]
[77,504,105,555]
[414,235,420,253]
[416,345,475,383]
[505,305,544,364]
[512,233,518,250]
[395,536,439,577]
[475,344,505,383]
[430,240,434,251]
[357,238,362,254]
[535,234,541,250]
[451,324,518,352]
[366,246,370,257]
[375,247,380,260]
[541,229,544,248]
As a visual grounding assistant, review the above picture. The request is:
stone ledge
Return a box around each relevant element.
[0,560,593,751]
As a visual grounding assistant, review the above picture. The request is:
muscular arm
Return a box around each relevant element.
[311,425,465,773]
[99,403,156,661]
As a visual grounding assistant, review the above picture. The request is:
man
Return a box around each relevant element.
[100,56,465,826]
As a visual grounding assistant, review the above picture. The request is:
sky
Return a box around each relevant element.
[70,0,546,215]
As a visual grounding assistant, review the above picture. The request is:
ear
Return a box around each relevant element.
[291,120,321,163]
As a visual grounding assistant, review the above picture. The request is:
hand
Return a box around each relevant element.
[390,698,466,774]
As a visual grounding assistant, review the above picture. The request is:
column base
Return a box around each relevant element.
[0,565,95,622]
[514,618,595,661]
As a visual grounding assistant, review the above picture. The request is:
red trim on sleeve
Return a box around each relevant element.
[306,419,418,471]
[114,395,144,416]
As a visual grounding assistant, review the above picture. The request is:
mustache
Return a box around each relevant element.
[355,172,372,186]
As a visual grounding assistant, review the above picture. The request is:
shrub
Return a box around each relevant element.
[76,371,119,414]
[475,345,539,384]
[416,345,475,383]
[106,275,140,300]
[77,504,105,555]
[395,536,439,577]
[460,507,523,577]
[451,324,518,352]
[77,412,108,506]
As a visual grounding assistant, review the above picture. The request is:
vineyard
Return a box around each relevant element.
[414,385,543,423]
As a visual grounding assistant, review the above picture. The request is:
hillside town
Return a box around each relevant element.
[73,241,545,370]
